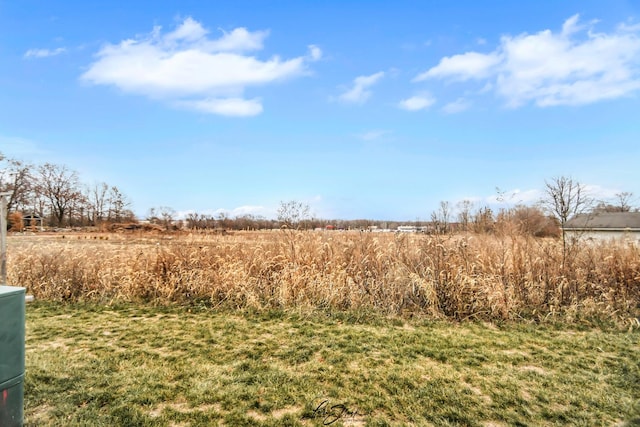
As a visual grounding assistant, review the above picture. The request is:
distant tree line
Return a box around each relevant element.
[2,155,636,237]
[0,153,134,229]
[431,177,637,238]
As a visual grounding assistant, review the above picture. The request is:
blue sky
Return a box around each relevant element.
[1,1,639,220]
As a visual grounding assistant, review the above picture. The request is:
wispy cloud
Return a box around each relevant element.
[307,44,322,61]
[583,184,621,201]
[415,14,640,107]
[0,135,46,158]
[398,94,435,111]
[175,97,263,117]
[357,129,391,141]
[618,21,640,33]
[81,17,320,117]
[414,51,501,82]
[339,72,385,104]
[24,47,67,58]
[227,205,271,217]
[442,98,471,114]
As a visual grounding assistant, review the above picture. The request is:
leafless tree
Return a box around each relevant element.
[614,191,633,212]
[147,206,176,230]
[456,199,474,232]
[107,186,130,223]
[0,155,33,214]
[431,200,451,233]
[542,176,592,270]
[85,182,109,224]
[277,200,310,230]
[543,176,590,230]
[185,212,202,229]
[35,163,82,227]
[216,212,232,229]
[68,192,89,226]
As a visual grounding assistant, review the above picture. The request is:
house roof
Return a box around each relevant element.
[564,212,640,230]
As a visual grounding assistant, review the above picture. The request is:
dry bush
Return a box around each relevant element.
[7,230,640,322]
[8,211,24,232]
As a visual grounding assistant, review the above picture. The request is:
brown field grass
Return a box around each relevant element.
[8,230,640,323]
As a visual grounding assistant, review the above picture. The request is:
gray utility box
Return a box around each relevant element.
[0,285,25,427]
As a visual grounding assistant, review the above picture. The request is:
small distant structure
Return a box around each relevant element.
[564,212,640,242]
[22,213,44,231]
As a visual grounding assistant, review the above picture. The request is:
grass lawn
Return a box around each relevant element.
[24,302,640,426]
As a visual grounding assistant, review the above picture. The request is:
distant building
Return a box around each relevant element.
[23,213,44,230]
[564,212,640,242]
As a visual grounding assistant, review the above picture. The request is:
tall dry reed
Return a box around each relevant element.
[8,231,640,321]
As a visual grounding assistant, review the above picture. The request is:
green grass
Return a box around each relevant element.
[25,302,640,426]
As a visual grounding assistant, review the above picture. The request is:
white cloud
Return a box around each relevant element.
[561,14,583,37]
[81,17,316,116]
[415,14,640,108]
[442,98,471,114]
[357,129,391,141]
[339,72,385,104]
[414,51,501,82]
[398,94,435,111]
[24,47,66,58]
[229,205,271,217]
[307,44,322,61]
[165,17,209,43]
[583,184,620,200]
[618,21,640,33]
[176,97,263,117]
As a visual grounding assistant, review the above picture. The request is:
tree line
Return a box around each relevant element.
[155,177,637,234]
[0,154,134,229]
[2,153,636,236]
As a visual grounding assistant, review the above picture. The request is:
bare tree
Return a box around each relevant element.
[0,155,33,215]
[216,211,232,229]
[28,190,48,226]
[615,191,633,212]
[185,212,202,230]
[85,182,109,224]
[543,176,590,228]
[107,186,130,223]
[456,199,474,232]
[35,163,82,227]
[431,200,451,233]
[147,207,159,223]
[277,200,310,230]
[68,192,89,226]
[147,206,175,230]
[542,176,592,265]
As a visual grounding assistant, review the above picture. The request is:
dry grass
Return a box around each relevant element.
[8,230,640,322]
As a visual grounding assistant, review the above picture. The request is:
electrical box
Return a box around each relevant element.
[0,285,25,427]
